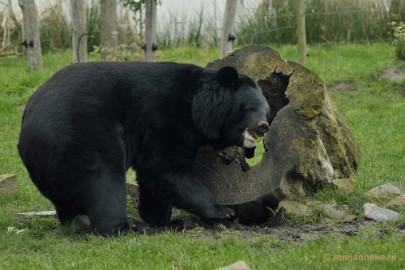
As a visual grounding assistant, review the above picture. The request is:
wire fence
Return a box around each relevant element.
[1,0,405,56]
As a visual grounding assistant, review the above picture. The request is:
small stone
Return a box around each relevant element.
[363,203,400,222]
[0,174,17,197]
[366,183,401,198]
[216,261,252,270]
[386,194,405,209]
[16,210,57,222]
[71,215,91,231]
[307,201,356,222]
[279,199,312,217]
[215,223,227,230]
[332,178,356,194]
[126,180,139,199]
[321,203,356,222]
[279,178,305,197]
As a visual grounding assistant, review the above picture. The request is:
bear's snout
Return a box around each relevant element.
[257,120,270,135]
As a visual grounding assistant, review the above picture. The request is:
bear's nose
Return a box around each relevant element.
[258,121,270,134]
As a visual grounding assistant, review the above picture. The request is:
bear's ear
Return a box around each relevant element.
[217,66,239,87]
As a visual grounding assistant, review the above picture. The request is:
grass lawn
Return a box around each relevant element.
[0,43,404,269]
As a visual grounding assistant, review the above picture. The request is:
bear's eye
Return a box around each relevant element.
[246,107,257,112]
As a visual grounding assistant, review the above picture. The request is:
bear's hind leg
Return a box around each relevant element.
[138,183,173,226]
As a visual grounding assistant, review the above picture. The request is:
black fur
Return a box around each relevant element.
[18,62,270,235]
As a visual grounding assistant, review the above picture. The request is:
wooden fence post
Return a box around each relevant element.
[19,0,42,71]
[71,0,87,63]
[100,0,118,60]
[143,0,157,62]
[220,0,238,59]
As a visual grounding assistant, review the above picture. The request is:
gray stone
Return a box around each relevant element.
[332,178,356,194]
[16,210,57,222]
[216,261,252,270]
[279,199,312,217]
[71,215,91,231]
[0,174,17,197]
[386,194,405,209]
[307,201,356,222]
[363,203,400,222]
[366,183,401,198]
[320,203,357,222]
[126,180,139,199]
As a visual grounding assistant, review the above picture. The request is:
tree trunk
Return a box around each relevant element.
[194,46,360,222]
[1,3,11,49]
[54,0,63,48]
[70,0,87,63]
[144,0,157,62]
[220,0,238,58]
[296,0,306,64]
[19,0,42,71]
[100,0,118,61]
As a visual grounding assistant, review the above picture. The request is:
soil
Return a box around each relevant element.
[128,209,405,242]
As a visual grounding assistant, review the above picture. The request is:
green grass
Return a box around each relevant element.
[1,43,404,269]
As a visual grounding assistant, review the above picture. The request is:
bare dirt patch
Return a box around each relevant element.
[377,67,405,81]
[329,82,355,92]
[129,212,405,242]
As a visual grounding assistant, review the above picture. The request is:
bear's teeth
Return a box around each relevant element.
[243,130,257,148]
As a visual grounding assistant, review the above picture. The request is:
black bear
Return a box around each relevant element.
[18,62,270,235]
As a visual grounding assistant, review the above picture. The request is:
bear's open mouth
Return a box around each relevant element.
[242,129,259,149]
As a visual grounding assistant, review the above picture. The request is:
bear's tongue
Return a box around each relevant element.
[242,129,257,148]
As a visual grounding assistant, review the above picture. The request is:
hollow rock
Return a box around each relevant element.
[193,46,360,212]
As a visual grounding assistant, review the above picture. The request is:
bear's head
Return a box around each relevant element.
[192,66,270,152]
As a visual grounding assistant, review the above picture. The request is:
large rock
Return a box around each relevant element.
[193,46,360,211]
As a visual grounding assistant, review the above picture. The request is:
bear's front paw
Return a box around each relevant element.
[206,205,235,221]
